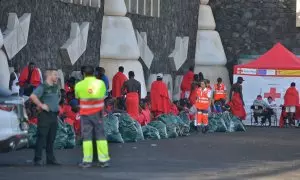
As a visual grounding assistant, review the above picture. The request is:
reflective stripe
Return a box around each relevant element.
[79,103,104,109]
[83,156,93,163]
[80,98,104,101]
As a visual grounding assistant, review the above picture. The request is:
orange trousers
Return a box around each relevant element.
[194,110,209,126]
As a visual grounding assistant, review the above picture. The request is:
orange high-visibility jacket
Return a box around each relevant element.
[195,88,211,110]
[214,83,226,101]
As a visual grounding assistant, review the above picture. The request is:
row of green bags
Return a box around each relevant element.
[27,118,76,149]
[208,112,246,132]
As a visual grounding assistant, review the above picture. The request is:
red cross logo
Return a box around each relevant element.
[237,68,242,74]
[264,87,281,100]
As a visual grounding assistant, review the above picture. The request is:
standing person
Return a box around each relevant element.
[194,80,211,133]
[112,66,127,98]
[180,66,194,99]
[284,82,299,126]
[122,71,141,120]
[213,78,227,113]
[95,67,109,92]
[228,77,246,120]
[189,74,200,106]
[150,73,171,117]
[75,66,110,168]
[30,69,61,166]
[9,64,21,95]
[19,62,41,96]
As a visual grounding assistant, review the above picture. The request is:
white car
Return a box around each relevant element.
[0,88,29,153]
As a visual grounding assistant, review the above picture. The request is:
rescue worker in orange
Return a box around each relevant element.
[194,80,211,133]
[213,77,227,113]
[75,66,110,168]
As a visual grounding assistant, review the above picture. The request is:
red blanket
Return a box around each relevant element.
[228,92,246,120]
[284,87,299,106]
[19,66,41,87]
[180,71,194,97]
[112,72,128,98]
[126,92,139,120]
[151,81,170,115]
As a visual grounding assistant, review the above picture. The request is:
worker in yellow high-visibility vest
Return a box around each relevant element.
[75,66,110,168]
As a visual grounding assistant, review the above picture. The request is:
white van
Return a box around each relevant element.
[0,88,29,153]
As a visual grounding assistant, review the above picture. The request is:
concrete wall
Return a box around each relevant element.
[210,0,300,77]
[0,0,104,74]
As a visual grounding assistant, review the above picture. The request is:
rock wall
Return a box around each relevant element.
[128,0,199,77]
[210,0,300,79]
[0,0,104,74]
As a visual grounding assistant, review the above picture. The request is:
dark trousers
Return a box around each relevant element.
[34,111,58,162]
[254,109,273,125]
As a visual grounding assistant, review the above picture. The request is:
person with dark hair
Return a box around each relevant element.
[9,63,21,95]
[252,95,271,125]
[30,69,60,166]
[112,66,128,98]
[189,74,200,105]
[228,77,246,120]
[284,82,299,126]
[122,71,141,120]
[150,73,171,117]
[198,72,204,81]
[19,62,41,96]
[180,66,194,99]
[194,80,211,133]
[95,67,109,92]
[75,65,110,168]
[213,77,227,113]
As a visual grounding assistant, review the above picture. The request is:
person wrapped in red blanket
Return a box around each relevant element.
[228,77,246,120]
[181,66,194,99]
[122,71,141,121]
[189,74,200,105]
[136,100,152,125]
[150,73,171,117]
[112,66,128,98]
[279,82,300,127]
[19,62,41,96]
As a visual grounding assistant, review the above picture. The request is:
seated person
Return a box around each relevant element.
[170,101,179,116]
[252,95,271,125]
[137,101,152,126]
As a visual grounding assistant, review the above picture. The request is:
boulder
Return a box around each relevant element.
[104,0,127,16]
[194,65,231,97]
[0,29,3,48]
[198,5,215,30]
[100,59,147,98]
[195,30,227,66]
[0,50,10,89]
[173,75,183,101]
[136,31,154,69]
[100,16,140,59]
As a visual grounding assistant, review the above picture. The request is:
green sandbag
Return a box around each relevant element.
[178,111,191,125]
[103,114,124,143]
[28,123,37,148]
[208,113,227,133]
[134,120,144,141]
[142,125,161,140]
[54,118,68,149]
[222,112,246,132]
[118,113,138,142]
[174,115,190,136]
[148,121,168,139]
[157,114,178,138]
[65,124,76,149]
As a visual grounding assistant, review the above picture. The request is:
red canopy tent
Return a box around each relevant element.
[232,43,300,126]
[234,43,300,72]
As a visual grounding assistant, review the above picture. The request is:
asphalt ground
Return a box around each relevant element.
[1,127,300,180]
